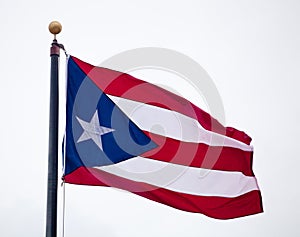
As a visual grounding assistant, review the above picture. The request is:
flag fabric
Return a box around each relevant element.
[63,55,263,219]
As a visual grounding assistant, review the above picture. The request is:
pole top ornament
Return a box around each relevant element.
[49,21,62,38]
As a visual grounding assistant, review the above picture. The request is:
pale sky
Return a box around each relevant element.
[0,0,299,236]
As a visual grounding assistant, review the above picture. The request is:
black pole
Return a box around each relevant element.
[46,40,60,237]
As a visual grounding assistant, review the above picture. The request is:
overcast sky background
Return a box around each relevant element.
[0,0,299,236]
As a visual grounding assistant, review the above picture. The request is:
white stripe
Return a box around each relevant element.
[96,157,259,197]
[108,95,253,151]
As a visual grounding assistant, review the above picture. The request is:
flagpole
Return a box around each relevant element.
[46,21,62,237]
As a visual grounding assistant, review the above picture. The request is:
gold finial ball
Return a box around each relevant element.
[48,21,62,35]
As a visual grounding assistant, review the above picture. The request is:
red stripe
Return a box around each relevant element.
[71,56,252,145]
[141,131,254,176]
[64,167,263,220]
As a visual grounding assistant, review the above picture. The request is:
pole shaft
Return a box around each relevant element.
[46,41,60,237]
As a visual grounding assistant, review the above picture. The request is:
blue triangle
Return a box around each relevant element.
[64,57,157,175]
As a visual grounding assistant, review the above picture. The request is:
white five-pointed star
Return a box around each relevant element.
[76,110,115,150]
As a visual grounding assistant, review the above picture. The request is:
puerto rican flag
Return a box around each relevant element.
[63,56,263,220]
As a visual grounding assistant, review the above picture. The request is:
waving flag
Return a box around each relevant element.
[63,56,263,219]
